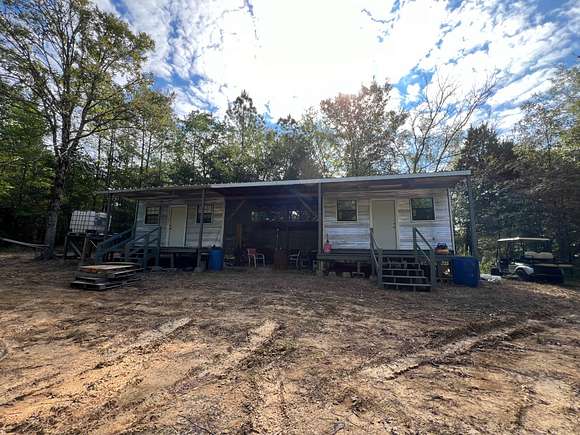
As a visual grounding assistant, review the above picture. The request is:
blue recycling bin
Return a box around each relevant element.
[208,247,224,271]
[452,257,480,287]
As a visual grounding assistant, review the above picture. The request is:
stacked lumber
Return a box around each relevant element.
[71,262,141,291]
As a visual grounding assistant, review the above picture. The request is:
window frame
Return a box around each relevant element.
[196,203,214,224]
[336,199,358,222]
[144,206,160,225]
[410,197,436,222]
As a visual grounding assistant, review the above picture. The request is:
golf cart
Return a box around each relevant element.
[491,237,570,283]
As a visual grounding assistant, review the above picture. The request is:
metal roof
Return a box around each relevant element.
[99,170,471,198]
[497,237,551,242]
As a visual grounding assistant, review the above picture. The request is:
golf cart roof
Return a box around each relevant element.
[497,237,551,242]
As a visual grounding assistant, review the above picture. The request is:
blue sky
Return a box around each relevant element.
[95,0,578,129]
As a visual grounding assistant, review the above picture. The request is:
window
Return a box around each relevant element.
[196,203,213,224]
[337,200,357,221]
[410,198,435,221]
[144,207,160,225]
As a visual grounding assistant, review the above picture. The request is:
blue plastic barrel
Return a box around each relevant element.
[451,257,480,287]
[208,247,224,271]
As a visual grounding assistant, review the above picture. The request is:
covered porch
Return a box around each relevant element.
[99,170,478,282]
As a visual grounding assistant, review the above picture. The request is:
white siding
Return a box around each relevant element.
[323,188,453,250]
[135,194,225,248]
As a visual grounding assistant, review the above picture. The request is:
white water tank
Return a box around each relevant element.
[69,211,109,234]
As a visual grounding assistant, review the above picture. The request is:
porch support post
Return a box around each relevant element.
[467,176,478,258]
[317,183,322,255]
[132,199,140,235]
[105,192,113,234]
[317,183,324,275]
[195,188,206,271]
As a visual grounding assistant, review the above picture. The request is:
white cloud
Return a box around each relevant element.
[96,0,579,121]
[489,68,556,107]
[405,83,420,103]
[496,107,524,131]
[93,0,117,14]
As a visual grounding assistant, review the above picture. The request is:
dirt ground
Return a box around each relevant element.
[0,252,578,434]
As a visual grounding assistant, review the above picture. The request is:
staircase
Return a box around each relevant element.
[370,228,436,292]
[379,252,432,291]
[94,227,160,270]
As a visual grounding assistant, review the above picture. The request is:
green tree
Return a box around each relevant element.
[269,116,320,180]
[454,123,522,262]
[225,90,267,181]
[300,109,340,177]
[0,82,52,240]
[172,110,227,184]
[0,0,153,256]
[454,67,580,263]
[320,80,405,176]
[514,67,580,260]
[131,85,175,187]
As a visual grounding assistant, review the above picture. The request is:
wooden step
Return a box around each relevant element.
[382,275,428,284]
[71,276,140,291]
[382,263,422,269]
[79,263,139,273]
[382,269,424,276]
[382,282,431,291]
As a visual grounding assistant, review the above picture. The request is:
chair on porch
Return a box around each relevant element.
[289,250,301,269]
[247,248,265,268]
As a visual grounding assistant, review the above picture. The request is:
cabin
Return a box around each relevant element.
[98,170,477,290]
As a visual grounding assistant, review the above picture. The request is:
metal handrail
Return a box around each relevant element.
[369,228,379,276]
[126,227,160,254]
[95,227,160,266]
[96,228,132,250]
[412,227,436,288]
[126,227,159,247]
[95,228,133,262]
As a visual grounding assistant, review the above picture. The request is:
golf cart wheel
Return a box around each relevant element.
[516,269,528,281]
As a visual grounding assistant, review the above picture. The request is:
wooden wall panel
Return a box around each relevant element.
[134,194,225,248]
[323,188,453,250]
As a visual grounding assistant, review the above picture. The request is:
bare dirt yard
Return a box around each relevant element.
[0,252,579,434]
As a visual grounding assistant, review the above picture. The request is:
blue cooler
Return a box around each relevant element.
[452,257,480,287]
[208,247,224,271]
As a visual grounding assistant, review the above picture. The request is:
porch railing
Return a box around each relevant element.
[94,226,160,269]
[94,228,134,263]
[369,228,381,282]
[412,227,436,288]
[124,227,161,270]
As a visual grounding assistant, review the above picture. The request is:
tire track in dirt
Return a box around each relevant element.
[359,319,544,382]
[196,319,280,380]
[0,317,193,433]
[98,316,192,362]
[0,340,7,362]
[243,369,292,434]
[90,320,281,434]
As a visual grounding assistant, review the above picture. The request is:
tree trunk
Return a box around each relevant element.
[139,124,146,187]
[43,157,68,258]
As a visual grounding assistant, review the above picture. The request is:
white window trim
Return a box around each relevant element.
[336,199,358,223]
[409,197,436,222]
[196,203,214,224]
[143,205,161,226]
